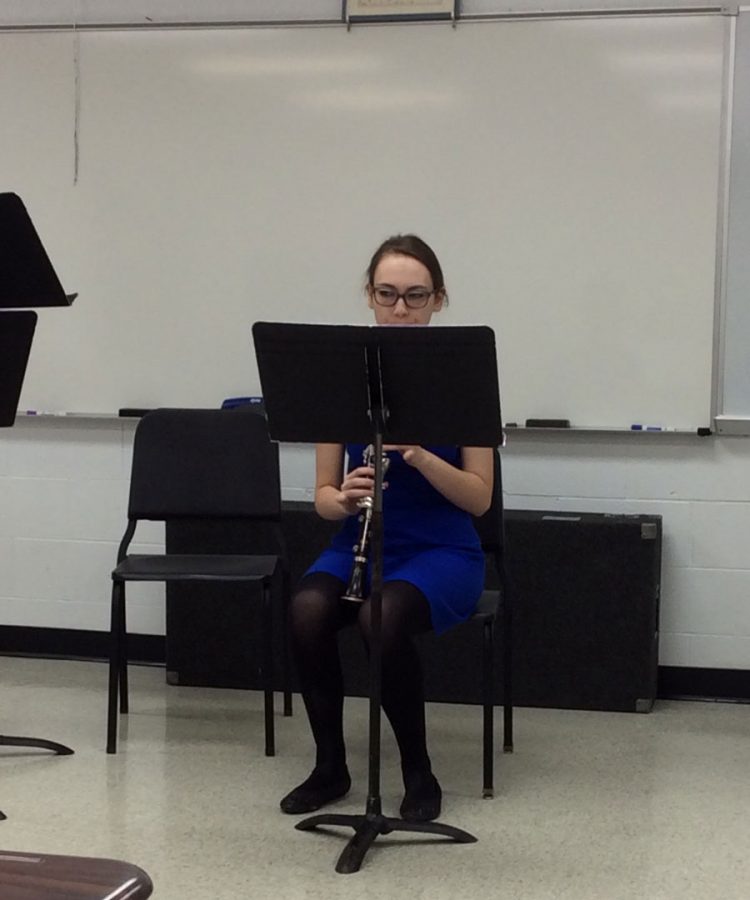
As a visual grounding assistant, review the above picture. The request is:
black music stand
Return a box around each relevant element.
[0,193,77,309]
[0,311,37,428]
[1,193,76,821]
[253,321,503,874]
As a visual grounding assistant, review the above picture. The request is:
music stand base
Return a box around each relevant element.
[296,811,477,874]
[0,735,74,755]
[1,735,74,822]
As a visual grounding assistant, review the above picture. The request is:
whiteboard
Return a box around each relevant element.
[0,16,725,429]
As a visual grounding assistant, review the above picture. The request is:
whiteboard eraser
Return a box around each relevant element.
[525,418,570,428]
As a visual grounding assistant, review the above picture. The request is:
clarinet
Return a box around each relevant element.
[342,444,389,603]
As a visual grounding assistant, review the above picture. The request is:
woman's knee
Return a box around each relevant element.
[357,583,431,647]
[290,573,348,635]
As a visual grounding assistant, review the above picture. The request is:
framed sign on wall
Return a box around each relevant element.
[345,0,456,21]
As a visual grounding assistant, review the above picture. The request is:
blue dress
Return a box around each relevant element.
[305,443,485,635]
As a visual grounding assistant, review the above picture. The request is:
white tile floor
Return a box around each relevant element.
[1,656,748,898]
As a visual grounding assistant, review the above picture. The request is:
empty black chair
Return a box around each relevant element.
[468,447,513,797]
[107,407,290,756]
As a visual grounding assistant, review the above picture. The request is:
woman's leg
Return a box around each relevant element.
[280,571,356,814]
[358,581,442,822]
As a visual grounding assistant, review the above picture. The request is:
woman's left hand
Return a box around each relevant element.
[383,444,493,516]
[383,445,427,468]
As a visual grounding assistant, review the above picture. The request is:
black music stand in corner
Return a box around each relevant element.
[0,193,77,820]
[253,321,503,874]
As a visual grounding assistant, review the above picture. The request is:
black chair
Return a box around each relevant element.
[107,407,290,756]
[467,447,513,798]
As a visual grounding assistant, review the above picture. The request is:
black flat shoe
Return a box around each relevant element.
[400,771,442,823]
[280,768,351,815]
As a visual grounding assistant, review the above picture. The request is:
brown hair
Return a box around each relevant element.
[366,234,447,300]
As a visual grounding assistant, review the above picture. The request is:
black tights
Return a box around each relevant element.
[290,571,434,780]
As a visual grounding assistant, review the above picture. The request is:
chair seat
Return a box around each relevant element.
[0,849,153,899]
[472,589,500,621]
[112,554,280,582]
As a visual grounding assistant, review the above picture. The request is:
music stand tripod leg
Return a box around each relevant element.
[0,735,74,755]
[1,735,74,822]
[296,811,477,874]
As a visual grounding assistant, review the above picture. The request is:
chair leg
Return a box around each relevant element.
[118,592,129,715]
[107,582,124,754]
[503,603,514,754]
[503,700,514,753]
[281,568,292,718]
[482,618,494,798]
[261,583,275,757]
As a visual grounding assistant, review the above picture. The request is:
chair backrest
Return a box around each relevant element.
[127,407,280,521]
[472,447,505,565]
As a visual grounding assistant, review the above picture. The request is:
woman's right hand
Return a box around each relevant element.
[338,464,376,515]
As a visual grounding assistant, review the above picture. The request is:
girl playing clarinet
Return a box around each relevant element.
[281,234,493,823]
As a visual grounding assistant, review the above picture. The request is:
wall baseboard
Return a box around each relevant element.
[1,625,748,705]
[657,665,750,704]
[0,625,164,665]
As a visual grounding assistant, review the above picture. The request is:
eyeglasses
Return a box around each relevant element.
[371,286,436,309]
